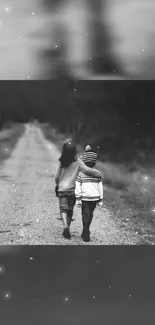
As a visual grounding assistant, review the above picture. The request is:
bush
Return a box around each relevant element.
[0,123,25,163]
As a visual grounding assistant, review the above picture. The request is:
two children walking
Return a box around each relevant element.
[55,139,103,242]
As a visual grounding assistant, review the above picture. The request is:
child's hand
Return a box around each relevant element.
[76,200,82,207]
[55,185,59,197]
[98,201,103,207]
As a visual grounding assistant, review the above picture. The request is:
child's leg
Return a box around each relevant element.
[81,201,91,241]
[68,195,76,226]
[68,210,74,222]
[61,212,68,229]
[88,201,97,227]
[58,196,71,239]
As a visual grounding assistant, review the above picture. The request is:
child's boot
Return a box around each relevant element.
[83,230,90,242]
[61,212,71,239]
[81,229,90,239]
[82,222,90,242]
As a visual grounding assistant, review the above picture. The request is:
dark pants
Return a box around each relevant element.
[58,194,76,227]
[82,201,97,234]
[59,194,76,213]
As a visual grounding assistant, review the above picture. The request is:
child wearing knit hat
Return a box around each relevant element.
[75,145,103,242]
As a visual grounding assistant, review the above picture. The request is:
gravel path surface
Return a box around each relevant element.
[0,124,140,245]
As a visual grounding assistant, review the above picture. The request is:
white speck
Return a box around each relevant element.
[28,76,30,79]
[144,176,148,180]
[30,257,33,260]
[129,294,132,298]
[19,36,22,39]
[0,265,5,274]
[55,45,58,48]
[4,291,12,299]
[89,57,92,60]
[32,12,35,15]
[93,295,96,299]
[5,148,8,151]
[109,285,111,289]
[74,88,76,91]
[20,230,25,237]
[142,48,145,52]
[36,219,39,223]
[5,8,9,12]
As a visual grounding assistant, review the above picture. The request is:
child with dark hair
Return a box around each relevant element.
[55,139,103,240]
[75,145,103,242]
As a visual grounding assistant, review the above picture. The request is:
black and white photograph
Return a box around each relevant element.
[0,80,154,245]
[0,0,154,323]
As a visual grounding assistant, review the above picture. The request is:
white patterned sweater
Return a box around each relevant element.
[75,170,103,202]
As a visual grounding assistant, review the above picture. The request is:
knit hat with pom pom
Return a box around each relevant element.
[82,145,97,164]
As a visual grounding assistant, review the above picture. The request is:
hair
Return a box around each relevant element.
[85,161,96,168]
[59,138,77,168]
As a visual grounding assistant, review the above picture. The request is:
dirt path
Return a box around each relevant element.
[0,124,140,245]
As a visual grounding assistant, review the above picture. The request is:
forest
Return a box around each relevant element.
[0,80,154,165]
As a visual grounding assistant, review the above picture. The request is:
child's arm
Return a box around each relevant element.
[55,163,62,197]
[98,180,103,205]
[75,175,82,205]
[55,162,62,185]
[79,159,103,179]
